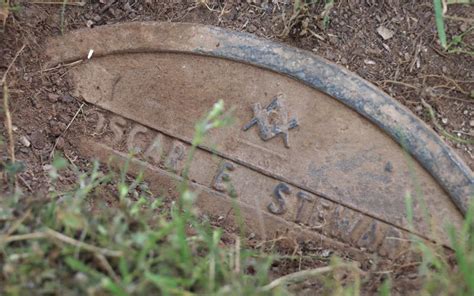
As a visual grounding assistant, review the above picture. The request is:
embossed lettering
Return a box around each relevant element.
[127,125,149,153]
[144,133,164,165]
[295,191,313,223]
[212,162,235,193]
[356,221,383,251]
[165,141,185,173]
[88,111,106,135]
[109,116,127,145]
[267,183,290,215]
[307,200,331,230]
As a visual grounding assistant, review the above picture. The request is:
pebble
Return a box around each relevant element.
[441,118,448,124]
[62,94,75,103]
[48,93,60,103]
[86,19,94,28]
[42,164,53,172]
[247,24,257,33]
[30,131,46,149]
[19,135,31,147]
[92,14,102,22]
[470,120,474,127]
[56,137,65,150]
[377,25,395,40]
[364,59,376,65]
[50,120,67,136]
[321,249,332,257]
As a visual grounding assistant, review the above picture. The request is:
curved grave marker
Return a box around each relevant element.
[46,23,473,259]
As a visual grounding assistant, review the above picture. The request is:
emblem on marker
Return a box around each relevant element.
[243,95,299,148]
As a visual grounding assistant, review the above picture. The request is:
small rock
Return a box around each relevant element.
[19,148,29,154]
[19,135,31,147]
[74,272,88,284]
[50,122,66,137]
[30,131,46,149]
[377,25,395,40]
[59,114,72,124]
[62,94,75,103]
[86,19,94,28]
[92,14,102,22]
[340,57,348,65]
[42,164,53,172]
[321,249,332,257]
[56,137,65,150]
[364,59,376,65]
[247,24,257,33]
[470,120,474,127]
[441,118,448,124]
[48,93,60,103]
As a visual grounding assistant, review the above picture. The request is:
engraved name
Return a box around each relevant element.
[88,110,407,259]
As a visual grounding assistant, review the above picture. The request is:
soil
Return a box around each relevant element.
[1,0,473,294]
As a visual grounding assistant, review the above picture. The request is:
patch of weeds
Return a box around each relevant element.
[433,0,474,55]
[279,0,334,39]
[0,101,281,295]
[421,98,474,145]
[0,0,22,31]
[405,193,474,295]
[399,128,474,294]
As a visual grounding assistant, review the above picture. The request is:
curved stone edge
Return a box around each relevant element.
[45,22,473,215]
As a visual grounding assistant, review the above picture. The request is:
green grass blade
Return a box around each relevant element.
[433,0,447,49]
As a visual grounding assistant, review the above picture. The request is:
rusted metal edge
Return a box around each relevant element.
[45,22,473,215]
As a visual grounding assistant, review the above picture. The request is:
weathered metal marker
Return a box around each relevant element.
[47,23,473,259]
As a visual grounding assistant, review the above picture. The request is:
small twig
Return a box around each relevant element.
[18,174,33,192]
[421,99,474,144]
[38,59,83,73]
[3,84,15,165]
[99,0,117,14]
[260,265,338,291]
[394,261,423,269]
[444,15,474,23]
[6,209,32,236]
[2,44,25,188]
[2,228,123,257]
[1,44,25,85]
[234,235,240,274]
[45,228,123,257]
[2,232,47,242]
[378,80,418,89]
[31,0,85,6]
[422,74,470,95]
[95,253,121,282]
[50,103,85,158]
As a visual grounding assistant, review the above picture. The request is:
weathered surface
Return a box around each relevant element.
[46,22,473,257]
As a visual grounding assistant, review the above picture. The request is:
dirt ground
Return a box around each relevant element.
[1,0,473,294]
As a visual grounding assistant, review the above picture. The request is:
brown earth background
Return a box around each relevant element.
[1,0,473,294]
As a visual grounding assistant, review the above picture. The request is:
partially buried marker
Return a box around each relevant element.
[46,22,473,259]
